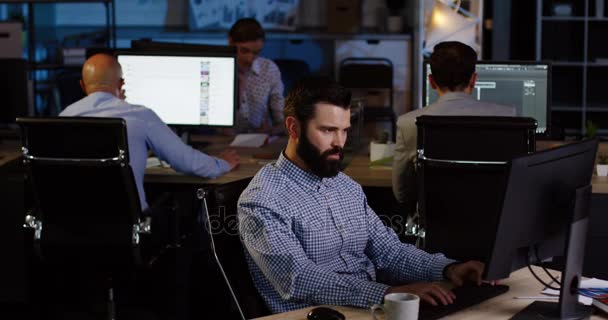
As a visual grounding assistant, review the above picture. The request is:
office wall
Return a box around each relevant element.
[54,0,188,26]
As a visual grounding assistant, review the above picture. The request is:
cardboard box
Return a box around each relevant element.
[327,0,361,33]
[0,22,22,58]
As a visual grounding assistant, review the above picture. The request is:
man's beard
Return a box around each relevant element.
[296,129,344,178]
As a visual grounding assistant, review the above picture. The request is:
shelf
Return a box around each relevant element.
[109,26,413,42]
[551,61,586,66]
[30,63,82,70]
[0,0,111,3]
[553,107,583,112]
[586,108,608,112]
[542,16,608,21]
[541,20,585,61]
[542,16,587,21]
[549,62,608,66]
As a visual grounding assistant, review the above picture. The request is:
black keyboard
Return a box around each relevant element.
[419,283,509,320]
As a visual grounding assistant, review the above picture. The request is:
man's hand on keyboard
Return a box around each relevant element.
[386,283,456,306]
[444,260,485,286]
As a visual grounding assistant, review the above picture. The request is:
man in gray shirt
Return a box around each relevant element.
[392,41,515,215]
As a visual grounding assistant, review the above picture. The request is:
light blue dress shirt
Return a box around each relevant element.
[238,152,455,313]
[237,57,284,132]
[60,92,230,210]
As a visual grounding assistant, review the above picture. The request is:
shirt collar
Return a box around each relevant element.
[86,91,119,107]
[437,91,474,103]
[250,57,261,76]
[276,151,333,192]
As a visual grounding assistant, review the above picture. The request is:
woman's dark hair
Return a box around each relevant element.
[228,18,265,42]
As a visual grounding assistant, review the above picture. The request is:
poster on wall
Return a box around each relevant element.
[189,0,299,31]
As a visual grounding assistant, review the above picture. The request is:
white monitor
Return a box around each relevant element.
[117,52,236,127]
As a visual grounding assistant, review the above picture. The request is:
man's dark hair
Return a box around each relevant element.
[284,76,351,125]
[228,18,265,42]
[430,41,477,91]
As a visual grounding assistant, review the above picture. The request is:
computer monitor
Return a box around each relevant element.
[116,51,237,127]
[485,139,597,318]
[0,58,29,125]
[423,61,551,135]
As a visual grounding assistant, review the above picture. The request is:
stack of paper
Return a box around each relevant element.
[540,278,608,305]
[230,133,269,148]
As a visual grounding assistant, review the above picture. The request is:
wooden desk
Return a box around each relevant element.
[144,136,287,185]
[143,137,608,194]
[254,266,608,320]
[342,153,392,188]
[0,140,22,168]
[343,142,608,193]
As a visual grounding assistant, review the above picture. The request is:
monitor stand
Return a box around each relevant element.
[512,185,594,320]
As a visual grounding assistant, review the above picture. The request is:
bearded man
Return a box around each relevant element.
[237,76,485,314]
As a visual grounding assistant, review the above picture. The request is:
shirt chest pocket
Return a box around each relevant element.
[292,207,342,260]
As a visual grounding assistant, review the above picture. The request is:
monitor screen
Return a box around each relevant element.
[117,52,236,127]
[423,61,550,135]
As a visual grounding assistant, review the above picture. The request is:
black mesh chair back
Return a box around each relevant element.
[17,117,142,269]
[416,116,537,262]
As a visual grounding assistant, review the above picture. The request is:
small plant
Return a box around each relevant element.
[597,153,608,176]
[586,120,599,138]
[377,131,390,144]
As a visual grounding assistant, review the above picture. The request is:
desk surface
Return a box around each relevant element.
[343,141,608,193]
[0,140,22,168]
[144,135,287,185]
[254,266,608,320]
[4,134,606,193]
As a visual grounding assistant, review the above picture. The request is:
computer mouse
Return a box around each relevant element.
[306,307,345,320]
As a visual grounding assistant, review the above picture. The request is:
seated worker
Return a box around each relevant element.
[392,41,516,216]
[238,76,485,313]
[60,53,240,210]
[228,18,285,135]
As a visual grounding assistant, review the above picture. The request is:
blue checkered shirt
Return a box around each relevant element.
[238,152,455,313]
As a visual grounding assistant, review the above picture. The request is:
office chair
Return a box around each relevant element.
[197,178,270,319]
[339,57,395,140]
[273,59,311,96]
[415,116,537,262]
[17,117,152,319]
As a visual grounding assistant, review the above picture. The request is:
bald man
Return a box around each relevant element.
[61,54,240,210]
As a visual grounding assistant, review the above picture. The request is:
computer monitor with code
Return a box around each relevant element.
[117,52,237,127]
[423,61,551,135]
